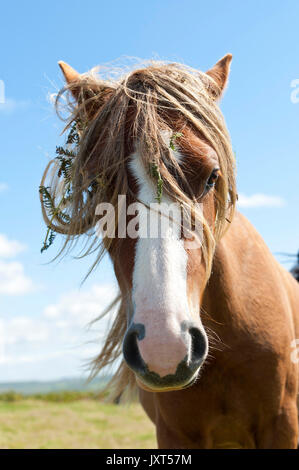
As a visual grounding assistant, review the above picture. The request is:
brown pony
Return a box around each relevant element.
[41,54,299,448]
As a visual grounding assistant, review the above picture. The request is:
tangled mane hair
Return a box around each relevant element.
[40,59,237,400]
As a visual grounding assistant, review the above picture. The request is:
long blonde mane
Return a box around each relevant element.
[40,60,237,400]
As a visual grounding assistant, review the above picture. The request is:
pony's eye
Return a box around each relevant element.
[206,168,220,189]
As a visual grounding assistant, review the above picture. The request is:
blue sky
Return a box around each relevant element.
[0,0,298,382]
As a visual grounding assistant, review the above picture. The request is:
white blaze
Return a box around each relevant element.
[129,152,191,329]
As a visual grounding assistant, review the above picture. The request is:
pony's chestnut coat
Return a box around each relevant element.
[41,55,299,448]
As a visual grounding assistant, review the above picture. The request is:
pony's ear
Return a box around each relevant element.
[58,61,113,121]
[58,61,82,99]
[205,53,232,100]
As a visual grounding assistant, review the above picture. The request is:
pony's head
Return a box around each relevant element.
[42,55,236,395]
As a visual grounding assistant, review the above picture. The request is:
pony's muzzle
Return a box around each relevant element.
[123,321,208,391]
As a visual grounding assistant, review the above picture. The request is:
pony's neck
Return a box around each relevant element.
[202,210,279,327]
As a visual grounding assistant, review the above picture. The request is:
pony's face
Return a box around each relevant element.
[114,128,219,392]
[58,54,234,392]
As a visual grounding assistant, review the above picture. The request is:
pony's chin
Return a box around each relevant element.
[136,372,198,393]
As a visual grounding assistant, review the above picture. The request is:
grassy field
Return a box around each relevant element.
[0,396,156,449]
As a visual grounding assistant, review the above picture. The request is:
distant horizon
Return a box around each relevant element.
[0,375,112,395]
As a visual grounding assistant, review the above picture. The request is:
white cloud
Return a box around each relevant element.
[0,282,118,373]
[0,234,26,258]
[0,321,4,363]
[1,317,49,346]
[43,283,117,327]
[0,183,8,193]
[237,193,286,208]
[0,98,30,114]
[0,260,34,295]
[0,234,34,295]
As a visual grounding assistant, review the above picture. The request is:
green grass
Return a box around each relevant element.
[0,394,156,449]
[0,390,107,402]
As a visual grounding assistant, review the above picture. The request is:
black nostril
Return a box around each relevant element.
[189,326,208,365]
[123,323,146,373]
